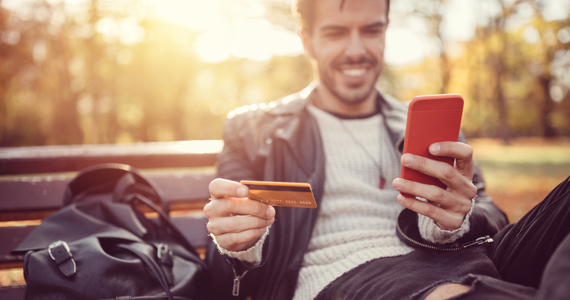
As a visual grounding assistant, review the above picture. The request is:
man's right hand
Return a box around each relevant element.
[204,178,276,252]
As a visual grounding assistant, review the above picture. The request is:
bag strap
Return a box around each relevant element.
[110,244,178,300]
[119,189,204,262]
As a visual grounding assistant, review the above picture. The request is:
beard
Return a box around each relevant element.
[317,55,382,106]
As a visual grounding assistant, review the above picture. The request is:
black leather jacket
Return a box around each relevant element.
[206,83,509,300]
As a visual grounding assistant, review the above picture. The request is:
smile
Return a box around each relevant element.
[342,68,367,77]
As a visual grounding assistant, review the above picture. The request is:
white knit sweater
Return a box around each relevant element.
[213,104,473,300]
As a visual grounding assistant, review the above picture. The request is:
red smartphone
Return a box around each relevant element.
[400,94,464,198]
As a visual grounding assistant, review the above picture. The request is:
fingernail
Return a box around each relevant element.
[266,206,275,218]
[402,154,413,166]
[237,186,248,197]
[393,178,404,189]
[430,143,440,154]
[259,227,267,234]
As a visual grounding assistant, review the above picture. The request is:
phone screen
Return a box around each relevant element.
[400,94,464,198]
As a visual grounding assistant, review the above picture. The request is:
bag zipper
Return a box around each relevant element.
[396,222,493,251]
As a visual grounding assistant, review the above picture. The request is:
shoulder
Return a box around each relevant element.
[218,88,312,179]
[225,84,315,132]
[226,92,306,121]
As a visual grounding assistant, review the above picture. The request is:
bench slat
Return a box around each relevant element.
[0,140,222,175]
[0,227,33,266]
[0,285,25,299]
[0,170,215,220]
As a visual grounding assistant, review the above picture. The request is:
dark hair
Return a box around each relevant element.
[292,0,391,34]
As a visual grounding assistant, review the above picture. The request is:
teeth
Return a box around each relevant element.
[343,69,366,77]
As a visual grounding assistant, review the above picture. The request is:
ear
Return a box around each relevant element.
[299,29,315,59]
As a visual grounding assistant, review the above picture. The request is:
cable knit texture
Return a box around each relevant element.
[215,103,475,299]
[418,197,475,244]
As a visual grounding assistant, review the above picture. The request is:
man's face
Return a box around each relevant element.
[303,0,388,106]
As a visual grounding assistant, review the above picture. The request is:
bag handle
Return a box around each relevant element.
[63,163,169,214]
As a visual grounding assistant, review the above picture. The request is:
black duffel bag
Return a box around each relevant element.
[11,163,212,300]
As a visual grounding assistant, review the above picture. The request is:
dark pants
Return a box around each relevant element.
[315,176,570,300]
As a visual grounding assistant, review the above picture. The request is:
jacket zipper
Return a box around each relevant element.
[229,209,297,298]
[396,222,493,251]
[232,268,250,296]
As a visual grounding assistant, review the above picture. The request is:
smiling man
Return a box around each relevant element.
[203,0,570,299]
[303,0,386,115]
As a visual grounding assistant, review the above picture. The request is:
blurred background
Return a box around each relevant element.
[0,0,569,286]
[1,0,569,147]
[0,0,569,215]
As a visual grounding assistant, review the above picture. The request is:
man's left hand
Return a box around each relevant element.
[392,141,477,230]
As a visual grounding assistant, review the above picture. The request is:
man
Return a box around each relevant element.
[203,0,570,299]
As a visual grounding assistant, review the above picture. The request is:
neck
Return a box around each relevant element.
[312,85,378,117]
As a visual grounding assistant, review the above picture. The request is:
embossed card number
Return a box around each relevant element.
[240,180,317,208]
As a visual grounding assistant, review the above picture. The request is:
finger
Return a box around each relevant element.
[207,215,274,235]
[214,228,267,251]
[400,154,477,200]
[401,153,467,188]
[392,178,470,212]
[204,197,276,220]
[429,142,474,178]
[209,178,249,199]
[396,194,464,230]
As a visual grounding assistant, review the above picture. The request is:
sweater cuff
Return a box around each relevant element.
[418,197,475,244]
[210,225,271,266]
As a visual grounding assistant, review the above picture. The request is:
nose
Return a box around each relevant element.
[345,30,366,60]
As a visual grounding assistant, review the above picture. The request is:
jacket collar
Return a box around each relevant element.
[269,82,408,154]
[377,89,408,154]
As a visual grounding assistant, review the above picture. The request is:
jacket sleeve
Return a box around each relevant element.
[205,112,271,299]
[462,131,509,240]
[469,162,509,238]
[215,112,265,182]
[397,134,509,248]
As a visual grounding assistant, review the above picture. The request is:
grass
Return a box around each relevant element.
[470,137,570,222]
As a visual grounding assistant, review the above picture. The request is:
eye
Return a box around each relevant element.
[321,27,348,39]
[325,31,345,38]
[363,26,385,36]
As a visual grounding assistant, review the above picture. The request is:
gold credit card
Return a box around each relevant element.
[240,180,317,208]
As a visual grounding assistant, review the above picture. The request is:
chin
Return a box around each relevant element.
[335,85,376,105]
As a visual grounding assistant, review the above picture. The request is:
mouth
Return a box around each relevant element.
[342,68,367,77]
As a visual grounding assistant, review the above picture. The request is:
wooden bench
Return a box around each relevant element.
[0,140,221,299]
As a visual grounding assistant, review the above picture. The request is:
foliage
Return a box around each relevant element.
[0,0,569,146]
